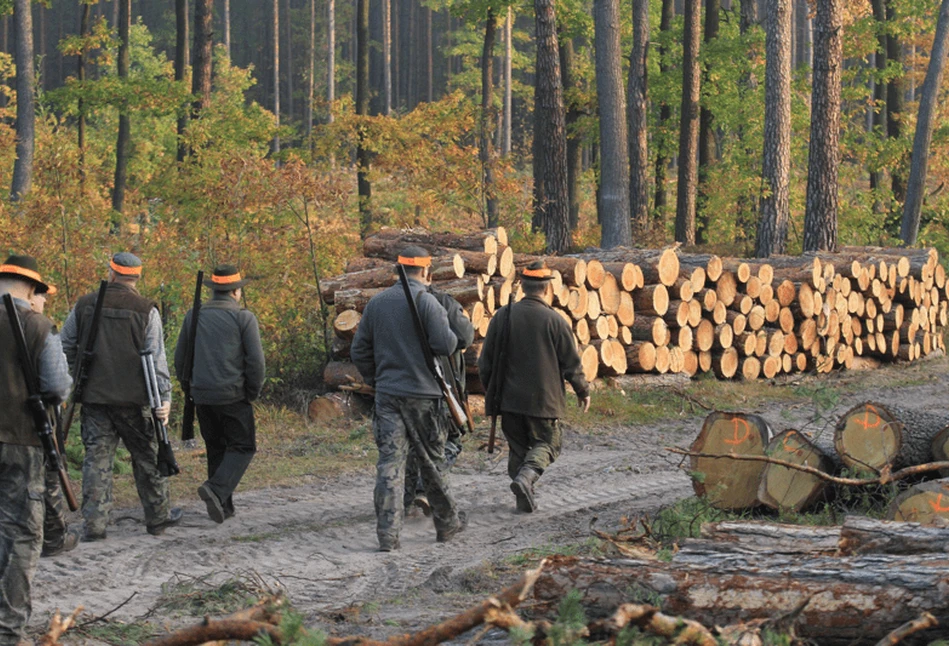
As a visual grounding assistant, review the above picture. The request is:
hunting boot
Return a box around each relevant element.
[510,467,540,513]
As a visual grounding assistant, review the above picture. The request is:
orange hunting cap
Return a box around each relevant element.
[110,252,143,276]
[397,245,432,268]
[203,264,250,291]
[521,260,554,281]
[0,254,55,294]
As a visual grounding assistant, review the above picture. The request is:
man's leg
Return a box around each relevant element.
[80,404,120,539]
[500,413,530,480]
[199,402,255,517]
[111,406,172,531]
[399,398,462,540]
[0,443,44,645]
[510,417,560,513]
[373,394,410,550]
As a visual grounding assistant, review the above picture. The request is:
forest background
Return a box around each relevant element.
[0,0,947,399]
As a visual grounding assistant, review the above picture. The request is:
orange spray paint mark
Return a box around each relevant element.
[928,493,949,513]
[724,417,751,446]
[854,405,881,430]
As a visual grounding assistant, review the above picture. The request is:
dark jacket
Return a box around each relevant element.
[0,300,54,446]
[429,286,475,392]
[351,277,457,399]
[174,293,266,405]
[478,295,588,419]
[70,282,155,406]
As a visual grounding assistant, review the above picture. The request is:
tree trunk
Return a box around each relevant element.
[754,0,791,257]
[696,0,719,244]
[835,401,949,472]
[384,0,392,115]
[223,0,231,57]
[327,0,335,124]
[503,7,512,157]
[675,0,701,244]
[890,478,949,524]
[481,10,498,227]
[306,0,315,149]
[740,0,758,30]
[534,0,570,253]
[886,0,905,206]
[900,0,949,246]
[758,429,836,512]
[869,0,887,210]
[802,0,841,252]
[690,411,773,510]
[653,0,674,217]
[77,2,90,182]
[111,0,131,214]
[426,7,432,102]
[285,0,293,124]
[192,0,213,116]
[10,0,34,200]
[272,0,281,160]
[175,0,189,163]
[593,0,632,248]
[627,0,650,238]
[356,0,372,235]
[559,36,581,231]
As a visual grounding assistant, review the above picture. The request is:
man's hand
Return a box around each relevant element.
[155,401,171,424]
[578,395,591,413]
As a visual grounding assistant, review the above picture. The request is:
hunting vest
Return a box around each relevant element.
[0,302,53,446]
[75,282,155,406]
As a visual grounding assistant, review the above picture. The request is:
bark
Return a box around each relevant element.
[695,0,720,244]
[675,0,701,244]
[740,0,758,30]
[111,0,131,214]
[327,0,335,124]
[272,0,281,159]
[175,0,189,163]
[802,0,842,252]
[77,2,90,181]
[886,0,905,206]
[869,0,887,207]
[560,36,581,231]
[356,0,372,235]
[383,0,392,115]
[534,0,570,253]
[594,0,632,248]
[306,0,315,147]
[481,9,499,227]
[534,553,949,644]
[654,0,674,216]
[503,7,513,157]
[758,428,836,512]
[192,0,213,116]
[900,0,949,246]
[628,0,650,238]
[10,0,34,200]
[754,0,792,257]
[839,514,949,554]
[835,401,949,472]
[223,0,231,56]
[889,478,949,524]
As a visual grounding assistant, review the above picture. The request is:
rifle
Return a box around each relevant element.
[141,350,180,477]
[180,271,203,441]
[61,279,108,442]
[396,265,467,428]
[3,294,80,511]
[446,353,475,436]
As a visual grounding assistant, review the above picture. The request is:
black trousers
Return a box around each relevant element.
[196,401,256,513]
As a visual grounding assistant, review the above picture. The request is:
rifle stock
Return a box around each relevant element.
[141,351,180,477]
[61,279,108,441]
[181,271,204,441]
[3,294,79,511]
[488,415,498,454]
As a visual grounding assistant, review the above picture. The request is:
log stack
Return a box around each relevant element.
[318,229,949,392]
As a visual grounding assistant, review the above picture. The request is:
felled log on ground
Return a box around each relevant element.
[888,477,949,524]
[835,401,949,472]
[757,429,837,513]
[689,412,773,510]
[932,425,949,477]
[365,226,505,254]
[533,551,949,645]
[307,392,372,423]
[839,514,949,554]
[322,361,366,390]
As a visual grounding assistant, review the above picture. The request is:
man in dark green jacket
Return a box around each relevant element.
[478,260,591,513]
[174,265,265,524]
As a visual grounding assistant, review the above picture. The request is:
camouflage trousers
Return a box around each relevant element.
[404,437,462,506]
[80,404,171,535]
[500,413,561,480]
[0,443,45,645]
[373,394,460,545]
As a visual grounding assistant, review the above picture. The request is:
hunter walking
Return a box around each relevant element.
[174,265,265,523]
[0,255,72,645]
[479,260,591,513]
[351,246,468,551]
[61,252,181,541]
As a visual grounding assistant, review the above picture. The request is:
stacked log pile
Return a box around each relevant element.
[320,229,948,393]
[684,404,949,520]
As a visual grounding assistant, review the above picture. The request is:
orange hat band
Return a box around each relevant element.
[212,272,243,285]
[0,264,43,284]
[398,255,432,268]
[523,267,552,278]
[110,259,142,276]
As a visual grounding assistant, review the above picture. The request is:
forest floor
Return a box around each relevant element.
[28,353,949,645]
